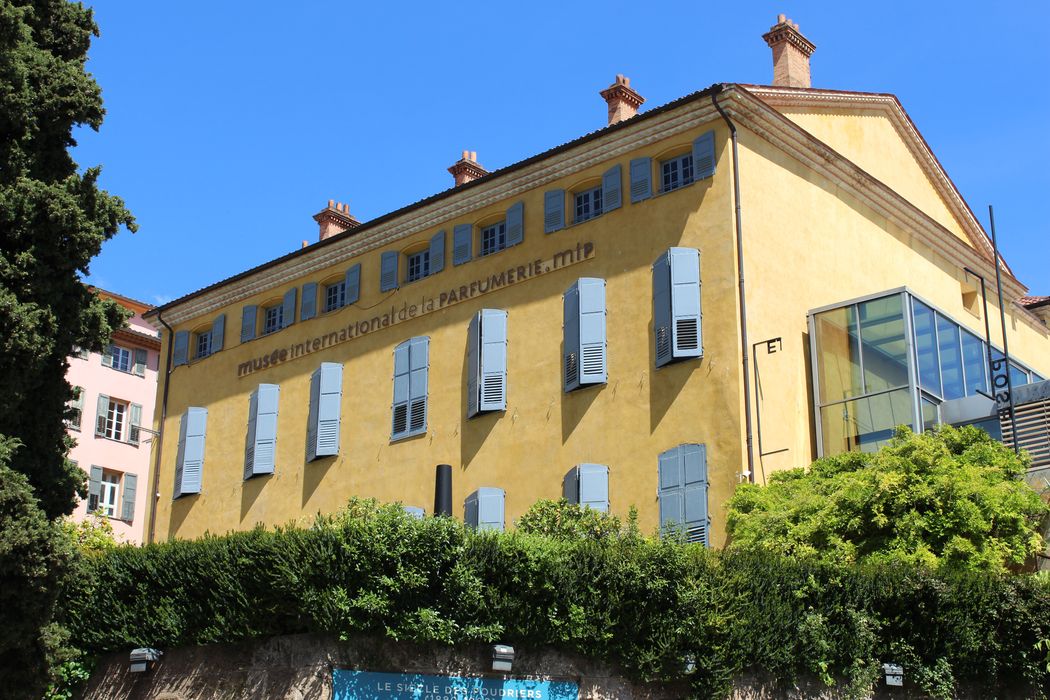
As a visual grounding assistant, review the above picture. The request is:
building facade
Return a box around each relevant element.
[67,289,160,543]
[143,18,1050,545]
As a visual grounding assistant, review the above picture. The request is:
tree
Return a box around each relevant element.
[726,425,1049,573]
[0,0,135,518]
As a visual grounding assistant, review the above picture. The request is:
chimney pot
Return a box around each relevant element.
[470,151,477,161]
[328,199,334,208]
[461,149,469,160]
[313,200,361,241]
[600,74,645,126]
[448,151,489,186]
[762,15,816,88]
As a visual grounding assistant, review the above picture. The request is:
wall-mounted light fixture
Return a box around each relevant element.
[130,647,162,673]
[492,644,514,672]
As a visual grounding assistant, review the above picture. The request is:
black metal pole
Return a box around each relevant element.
[963,267,994,396]
[988,205,1019,454]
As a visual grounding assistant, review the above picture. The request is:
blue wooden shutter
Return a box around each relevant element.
[505,201,524,247]
[408,337,429,435]
[307,362,342,461]
[245,384,279,478]
[240,305,258,342]
[392,341,411,438]
[430,230,446,275]
[629,157,652,202]
[301,282,318,321]
[466,313,480,419]
[693,130,716,180]
[681,444,709,545]
[345,264,361,305]
[602,164,622,211]
[403,506,425,519]
[129,403,142,445]
[479,309,507,412]
[95,394,109,436]
[87,465,102,512]
[174,407,207,498]
[658,447,683,536]
[669,248,702,359]
[120,473,137,521]
[211,314,225,352]
[281,288,297,328]
[563,282,581,391]
[578,278,607,386]
[465,487,505,532]
[173,331,189,367]
[544,189,565,234]
[453,224,473,265]
[381,251,399,292]
[133,348,148,376]
[577,463,609,513]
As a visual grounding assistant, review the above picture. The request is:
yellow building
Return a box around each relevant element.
[143,17,1050,545]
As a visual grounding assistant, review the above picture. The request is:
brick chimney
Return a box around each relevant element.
[313,200,360,242]
[448,151,488,187]
[600,74,644,125]
[762,15,816,88]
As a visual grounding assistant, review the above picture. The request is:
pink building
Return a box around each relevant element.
[66,289,160,543]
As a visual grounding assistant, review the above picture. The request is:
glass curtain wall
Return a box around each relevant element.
[812,290,1042,457]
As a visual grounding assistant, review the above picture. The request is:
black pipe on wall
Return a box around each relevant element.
[434,464,452,517]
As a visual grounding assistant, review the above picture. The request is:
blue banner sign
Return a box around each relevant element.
[333,670,579,700]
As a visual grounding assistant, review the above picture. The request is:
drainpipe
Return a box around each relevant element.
[713,87,755,484]
[147,310,175,545]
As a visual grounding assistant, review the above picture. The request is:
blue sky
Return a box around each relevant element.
[74,2,1049,306]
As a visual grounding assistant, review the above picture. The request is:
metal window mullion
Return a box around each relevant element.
[855,303,866,395]
[902,292,923,433]
[817,383,914,411]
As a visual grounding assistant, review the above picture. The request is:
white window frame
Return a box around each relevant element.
[324,281,346,312]
[480,221,507,257]
[661,153,694,193]
[104,400,127,441]
[406,250,431,283]
[195,331,212,359]
[262,304,283,335]
[574,186,603,223]
[96,471,120,518]
[110,344,132,372]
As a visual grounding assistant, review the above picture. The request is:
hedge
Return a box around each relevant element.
[61,500,1050,698]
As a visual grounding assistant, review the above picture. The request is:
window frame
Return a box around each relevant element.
[262,304,283,335]
[324,280,347,313]
[479,220,507,257]
[195,330,212,360]
[109,344,132,373]
[96,471,120,518]
[104,399,127,442]
[574,185,603,224]
[405,249,431,283]
[660,153,695,193]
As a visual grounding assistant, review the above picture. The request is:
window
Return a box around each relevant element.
[652,247,702,368]
[263,304,283,335]
[574,186,603,223]
[466,309,508,418]
[95,395,142,445]
[244,384,280,479]
[658,444,709,545]
[564,278,607,391]
[195,331,212,359]
[464,487,505,532]
[406,250,431,283]
[392,337,429,440]
[661,153,694,192]
[563,464,609,512]
[96,471,119,517]
[67,387,83,431]
[306,363,343,461]
[106,345,131,372]
[480,221,507,257]
[324,281,346,312]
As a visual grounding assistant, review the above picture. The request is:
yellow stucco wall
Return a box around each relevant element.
[737,125,1050,481]
[151,121,749,545]
[777,107,974,247]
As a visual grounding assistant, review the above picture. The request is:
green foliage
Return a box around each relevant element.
[516,498,640,542]
[61,498,1050,698]
[0,0,135,519]
[726,425,1049,573]
[0,437,76,699]
[61,511,118,555]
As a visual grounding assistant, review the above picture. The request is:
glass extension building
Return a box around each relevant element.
[811,288,1044,456]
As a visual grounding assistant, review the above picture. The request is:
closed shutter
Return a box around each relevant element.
[87,465,102,513]
[306,362,342,461]
[392,337,428,439]
[241,305,258,342]
[381,251,399,292]
[465,487,505,532]
[245,383,279,478]
[629,157,652,203]
[466,313,480,419]
[129,403,142,445]
[658,444,709,545]
[505,201,524,247]
[211,313,225,352]
[281,288,297,329]
[693,130,716,180]
[563,282,580,391]
[345,264,361,305]
[70,387,83,430]
[301,282,318,321]
[403,506,425,519]
[577,463,609,513]
[120,473,137,521]
[602,164,622,211]
[480,309,507,412]
[174,407,207,498]
[101,345,114,368]
[653,247,702,367]
[453,224,473,265]
[430,230,446,275]
[173,331,189,367]
[95,394,109,436]
[544,189,565,234]
[133,348,148,376]
[564,279,606,391]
